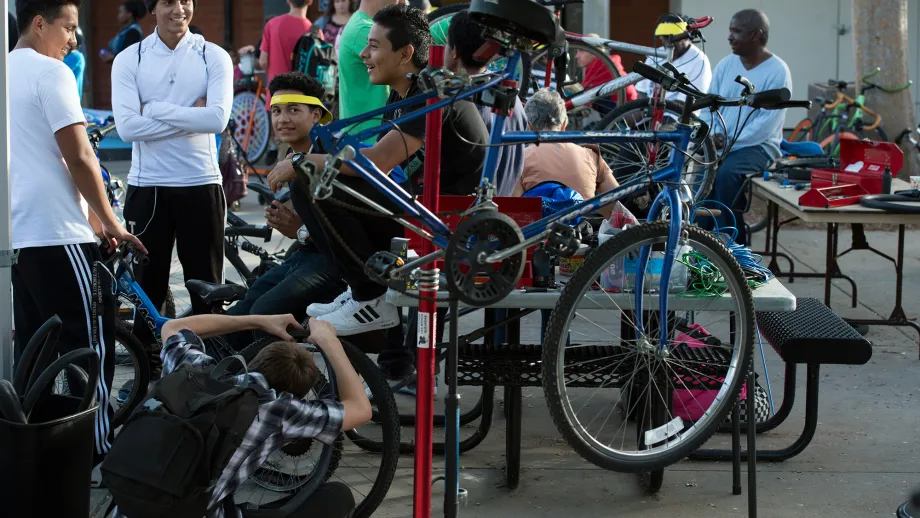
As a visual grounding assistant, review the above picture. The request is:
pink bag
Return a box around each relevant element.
[672,324,748,422]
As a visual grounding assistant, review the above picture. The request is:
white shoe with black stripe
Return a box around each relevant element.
[307,287,353,317]
[318,294,400,336]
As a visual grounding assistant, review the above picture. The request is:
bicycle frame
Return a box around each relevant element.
[113,256,169,341]
[310,47,698,347]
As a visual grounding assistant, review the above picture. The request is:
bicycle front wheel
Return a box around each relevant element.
[542,223,754,472]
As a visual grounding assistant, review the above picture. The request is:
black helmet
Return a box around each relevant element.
[74,26,84,48]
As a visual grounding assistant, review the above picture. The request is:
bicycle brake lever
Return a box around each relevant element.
[734,75,755,95]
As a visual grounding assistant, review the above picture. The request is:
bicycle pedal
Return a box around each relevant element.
[364,251,405,284]
[546,222,582,257]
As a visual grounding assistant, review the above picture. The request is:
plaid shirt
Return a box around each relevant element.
[114,330,344,518]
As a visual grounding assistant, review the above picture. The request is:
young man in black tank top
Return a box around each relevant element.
[268,4,488,338]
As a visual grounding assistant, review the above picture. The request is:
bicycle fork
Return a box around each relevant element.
[634,187,684,355]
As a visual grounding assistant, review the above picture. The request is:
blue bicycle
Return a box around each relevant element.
[294,0,808,477]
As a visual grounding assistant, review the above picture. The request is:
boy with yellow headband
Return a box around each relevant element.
[224,72,347,348]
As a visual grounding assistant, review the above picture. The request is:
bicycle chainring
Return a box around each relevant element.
[444,211,526,307]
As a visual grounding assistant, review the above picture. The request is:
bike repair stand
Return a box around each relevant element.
[414,44,448,518]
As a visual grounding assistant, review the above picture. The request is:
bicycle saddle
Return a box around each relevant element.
[469,0,564,47]
[186,280,248,305]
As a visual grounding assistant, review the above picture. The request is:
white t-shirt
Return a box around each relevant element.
[636,44,712,103]
[10,48,95,249]
[111,29,233,187]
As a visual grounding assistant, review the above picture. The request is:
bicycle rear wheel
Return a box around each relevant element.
[530,41,624,129]
[597,98,717,205]
[428,3,531,102]
[232,88,271,163]
[542,223,754,472]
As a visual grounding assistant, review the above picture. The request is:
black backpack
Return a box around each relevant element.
[291,26,337,105]
[100,356,265,518]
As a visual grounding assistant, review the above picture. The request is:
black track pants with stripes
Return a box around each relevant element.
[12,243,116,461]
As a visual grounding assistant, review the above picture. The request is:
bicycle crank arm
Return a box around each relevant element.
[483,231,550,264]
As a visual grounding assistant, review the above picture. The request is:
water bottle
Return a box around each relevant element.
[882,166,892,195]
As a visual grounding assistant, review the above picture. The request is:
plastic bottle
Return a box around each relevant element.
[882,165,892,194]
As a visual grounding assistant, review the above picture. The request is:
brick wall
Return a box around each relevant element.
[89,0,266,109]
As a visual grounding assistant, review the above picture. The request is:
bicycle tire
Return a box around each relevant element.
[788,118,814,142]
[859,194,920,213]
[428,3,531,103]
[541,223,755,472]
[597,98,717,203]
[231,89,271,163]
[636,362,668,495]
[819,131,860,154]
[339,340,400,518]
[112,320,151,428]
[235,337,340,515]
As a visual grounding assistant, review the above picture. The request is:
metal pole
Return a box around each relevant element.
[0,1,14,381]
[413,45,444,518]
[444,297,460,517]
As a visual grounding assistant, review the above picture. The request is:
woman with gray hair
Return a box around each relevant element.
[514,88,619,209]
[525,87,569,131]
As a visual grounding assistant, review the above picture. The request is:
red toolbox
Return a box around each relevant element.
[810,139,902,194]
[405,196,543,288]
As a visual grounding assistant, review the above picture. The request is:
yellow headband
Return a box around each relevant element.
[270,94,333,124]
[655,21,688,37]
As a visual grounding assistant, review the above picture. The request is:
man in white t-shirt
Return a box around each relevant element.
[111,0,233,371]
[10,0,145,466]
[635,13,712,103]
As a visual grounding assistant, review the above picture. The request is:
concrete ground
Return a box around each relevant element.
[91,165,920,517]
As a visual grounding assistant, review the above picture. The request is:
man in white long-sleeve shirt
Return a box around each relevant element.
[112,0,233,374]
[701,9,791,245]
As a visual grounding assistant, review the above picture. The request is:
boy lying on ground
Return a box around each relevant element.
[107,314,371,518]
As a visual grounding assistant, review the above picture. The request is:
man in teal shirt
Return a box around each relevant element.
[338,0,401,139]
[64,27,86,102]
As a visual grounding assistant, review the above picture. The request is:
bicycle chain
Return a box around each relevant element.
[308,194,448,304]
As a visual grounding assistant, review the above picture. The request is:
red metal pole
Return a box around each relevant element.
[413,45,444,518]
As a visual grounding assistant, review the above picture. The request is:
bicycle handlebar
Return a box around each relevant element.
[632,62,802,112]
[87,116,117,148]
[688,16,713,30]
[823,92,848,110]
[225,225,273,240]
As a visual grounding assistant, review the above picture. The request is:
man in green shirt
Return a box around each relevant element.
[338,0,402,138]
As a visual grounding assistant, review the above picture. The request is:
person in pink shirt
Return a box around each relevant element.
[259,0,315,106]
[258,0,317,161]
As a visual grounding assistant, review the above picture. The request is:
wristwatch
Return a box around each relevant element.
[297,225,310,244]
[291,152,308,172]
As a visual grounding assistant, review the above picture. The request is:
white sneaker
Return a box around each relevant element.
[318,294,400,336]
[307,287,352,317]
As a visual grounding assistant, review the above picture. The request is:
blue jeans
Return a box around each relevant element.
[705,146,774,245]
[226,243,346,348]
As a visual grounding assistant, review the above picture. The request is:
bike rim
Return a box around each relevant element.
[551,228,751,467]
